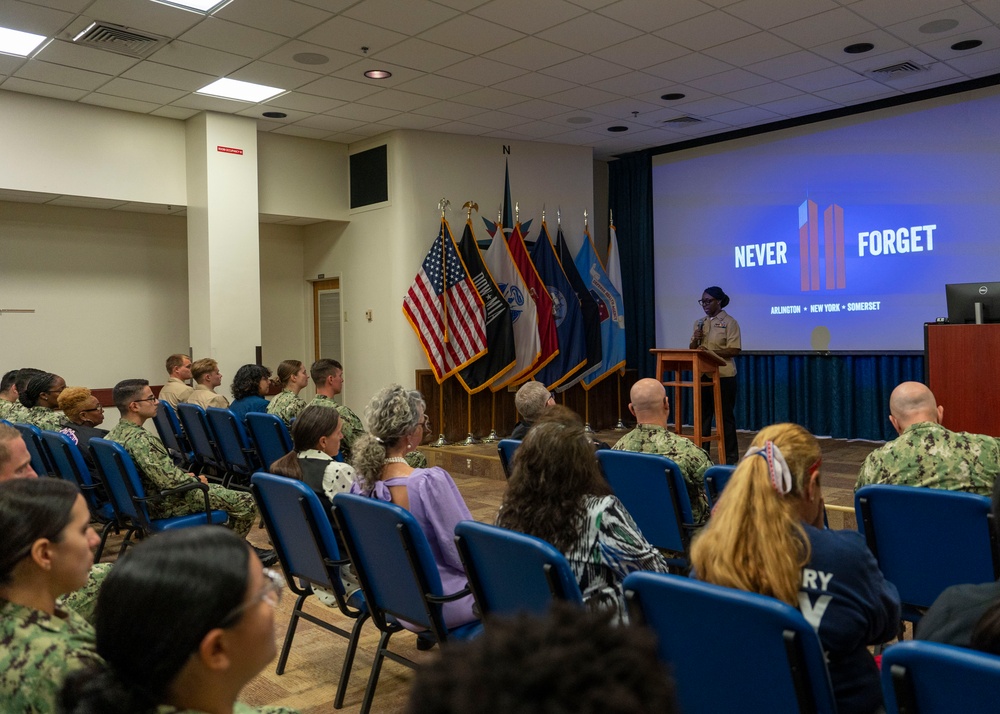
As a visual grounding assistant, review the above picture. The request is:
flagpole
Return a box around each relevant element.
[461,392,478,445]
[438,199,450,346]
[482,391,499,442]
[432,380,448,447]
[584,391,594,434]
[614,372,627,430]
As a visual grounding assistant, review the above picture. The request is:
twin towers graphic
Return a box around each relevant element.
[798,199,846,292]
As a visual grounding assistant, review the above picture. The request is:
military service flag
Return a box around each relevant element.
[403,219,487,383]
[575,230,626,389]
[555,226,603,390]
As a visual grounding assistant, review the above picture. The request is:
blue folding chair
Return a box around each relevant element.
[246,412,294,472]
[207,407,261,487]
[251,472,368,709]
[176,402,227,483]
[455,520,583,619]
[12,422,53,476]
[40,430,116,559]
[624,571,837,714]
[90,438,228,555]
[882,640,1000,713]
[855,485,999,624]
[153,400,194,468]
[497,439,521,480]
[596,449,694,570]
[704,464,736,510]
[331,493,482,714]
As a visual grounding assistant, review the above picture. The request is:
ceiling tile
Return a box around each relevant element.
[809,29,908,64]
[438,57,526,84]
[433,0,493,10]
[887,5,992,45]
[429,119,490,135]
[180,18,288,58]
[842,46,937,74]
[464,109,527,129]
[321,102,397,122]
[356,88,439,110]
[592,34,688,70]
[725,80,801,104]
[635,84,713,106]
[19,0,90,13]
[654,10,758,50]
[147,41,251,77]
[330,59,425,87]
[228,61,323,90]
[946,45,1000,75]
[0,76,88,101]
[868,60,963,89]
[782,65,863,91]
[686,67,770,93]
[703,32,800,65]
[849,0,964,27]
[299,16,407,55]
[120,61,215,92]
[498,119,569,137]
[264,92,346,112]
[482,36,581,71]
[541,55,630,83]
[294,114,365,131]
[917,26,1000,62]
[725,0,840,29]
[744,50,834,80]
[295,75,383,101]
[343,0,459,35]
[590,71,670,95]
[813,78,900,103]
[492,72,577,98]
[149,105,200,120]
[215,0,332,38]
[587,96,664,119]
[1,0,76,35]
[413,99,486,119]
[273,124,335,139]
[236,104,312,122]
[95,77,187,103]
[973,0,1000,24]
[259,40,358,73]
[419,14,525,55]
[81,93,160,113]
[372,38,470,73]
[394,73,479,99]
[470,0,587,33]
[171,93,255,112]
[81,0,204,38]
[377,112,448,128]
[498,97,570,119]
[537,13,644,53]
[35,39,140,76]
[644,52,734,81]
[452,86,530,109]
[14,60,111,91]
[759,93,838,115]
[670,94,747,116]
[771,8,878,46]
[546,84,621,108]
[711,104,782,126]
[598,0,715,31]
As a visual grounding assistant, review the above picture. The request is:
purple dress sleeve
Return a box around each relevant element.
[403,467,474,573]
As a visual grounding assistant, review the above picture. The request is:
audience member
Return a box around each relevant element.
[856,381,1000,495]
[266,359,309,426]
[185,358,230,409]
[0,368,29,422]
[970,598,1000,656]
[496,406,669,624]
[158,353,194,408]
[0,478,103,713]
[269,405,356,514]
[690,423,900,714]
[511,380,554,440]
[351,384,477,630]
[229,364,272,421]
[61,527,299,714]
[612,378,712,522]
[0,422,36,480]
[918,477,1000,648]
[58,387,109,474]
[13,367,44,407]
[405,603,677,714]
[105,379,266,559]
[20,371,68,430]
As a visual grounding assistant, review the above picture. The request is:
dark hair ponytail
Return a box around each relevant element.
[61,527,251,714]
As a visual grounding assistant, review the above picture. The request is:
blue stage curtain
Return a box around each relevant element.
[734,353,924,441]
[608,151,656,377]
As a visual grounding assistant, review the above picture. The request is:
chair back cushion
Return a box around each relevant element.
[176,403,221,466]
[246,413,293,471]
[90,438,149,525]
[881,640,1000,714]
[704,464,736,510]
[207,407,256,473]
[13,422,51,476]
[497,439,521,479]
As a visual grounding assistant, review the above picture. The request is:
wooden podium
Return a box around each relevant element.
[651,348,729,464]
[925,323,1000,436]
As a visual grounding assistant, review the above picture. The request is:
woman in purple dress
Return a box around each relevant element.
[350,384,477,630]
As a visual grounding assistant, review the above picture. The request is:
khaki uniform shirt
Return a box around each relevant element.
[158,377,194,408]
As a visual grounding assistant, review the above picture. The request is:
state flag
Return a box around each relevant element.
[555,226,602,390]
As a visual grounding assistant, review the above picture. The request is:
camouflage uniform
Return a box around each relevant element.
[58,562,113,625]
[24,405,65,431]
[266,389,306,427]
[0,599,103,714]
[612,423,712,523]
[855,421,1000,496]
[158,377,193,408]
[0,398,29,423]
[157,704,300,714]
[106,420,257,536]
[310,394,427,468]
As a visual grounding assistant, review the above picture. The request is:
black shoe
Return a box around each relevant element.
[253,546,278,567]
[416,633,436,651]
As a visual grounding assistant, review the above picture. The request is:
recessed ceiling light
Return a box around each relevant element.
[951,39,983,51]
[607,126,629,132]
[0,26,47,57]
[566,116,593,124]
[660,92,686,101]
[292,52,329,65]
[197,78,284,102]
[150,0,232,13]
[364,69,392,79]
[262,111,287,118]
[919,18,959,34]
[844,42,874,54]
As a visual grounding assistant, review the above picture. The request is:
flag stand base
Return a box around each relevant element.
[584,423,595,434]
[481,429,499,443]
[614,418,628,431]
[460,432,478,446]
[431,433,449,447]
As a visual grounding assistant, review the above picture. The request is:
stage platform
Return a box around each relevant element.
[420,426,882,531]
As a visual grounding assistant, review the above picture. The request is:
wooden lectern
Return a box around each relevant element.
[651,348,729,464]
[925,323,1000,437]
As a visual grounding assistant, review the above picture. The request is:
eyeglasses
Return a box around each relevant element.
[698,298,719,306]
[218,568,285,628]
[131,396,158,405]
[81,405,104,413]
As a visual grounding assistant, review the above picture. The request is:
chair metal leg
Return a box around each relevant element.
[334,611,370,709]
[276,593,307,675]
[94,521,114,562]
[360,629,392,714]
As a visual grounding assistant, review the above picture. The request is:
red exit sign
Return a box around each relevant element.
[217,146,243,155]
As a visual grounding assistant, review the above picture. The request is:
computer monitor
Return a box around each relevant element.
[945,282,1000,324]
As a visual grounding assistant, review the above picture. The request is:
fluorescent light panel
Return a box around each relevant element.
[0,26,47,57]
[150,0,230,13]
[197,78,285,102]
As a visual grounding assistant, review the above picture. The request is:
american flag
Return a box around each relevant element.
[403,219,487,382]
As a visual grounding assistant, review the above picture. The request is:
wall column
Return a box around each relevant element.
[185,112,261,398]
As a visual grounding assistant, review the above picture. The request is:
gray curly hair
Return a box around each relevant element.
[351,384,425,491]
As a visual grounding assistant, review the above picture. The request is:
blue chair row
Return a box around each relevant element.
[881,640,1000,714]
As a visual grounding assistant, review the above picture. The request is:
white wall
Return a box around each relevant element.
[258,133,350,221]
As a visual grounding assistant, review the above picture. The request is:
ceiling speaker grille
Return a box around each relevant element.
[73,22,168,58]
